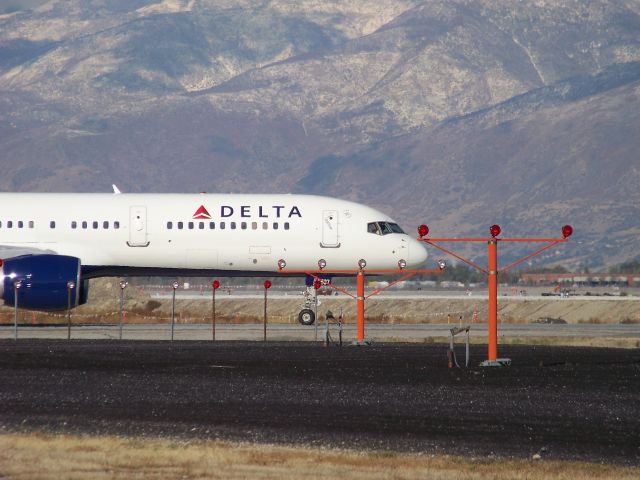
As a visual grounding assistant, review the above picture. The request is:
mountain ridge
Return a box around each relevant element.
[1,0,639,270]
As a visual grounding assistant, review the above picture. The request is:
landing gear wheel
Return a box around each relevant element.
[298,309,315,326]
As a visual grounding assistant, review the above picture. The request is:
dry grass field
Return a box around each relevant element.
[0,433,638,480]
[382,335,640,349]
[0,278,638,328]
[1,293,638,327]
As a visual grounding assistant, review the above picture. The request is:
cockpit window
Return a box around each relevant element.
[388,223,405,234]
[367,221,405,235]
[380,222,393,235]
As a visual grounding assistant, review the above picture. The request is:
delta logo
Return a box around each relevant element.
[192,204,302,219]
[192,205,211,219]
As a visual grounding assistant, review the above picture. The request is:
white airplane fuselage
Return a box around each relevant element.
[0,193,428,277]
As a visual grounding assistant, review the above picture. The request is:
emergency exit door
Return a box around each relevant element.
[127,206,149,247]
[321,210,340,247]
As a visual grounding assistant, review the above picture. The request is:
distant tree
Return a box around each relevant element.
[609,258,640,274]
[520,266,569,274]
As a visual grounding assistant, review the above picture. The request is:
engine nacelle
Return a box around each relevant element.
[0,254,86,310]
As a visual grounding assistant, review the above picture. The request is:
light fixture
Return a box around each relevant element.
[489,224,501,238]
[398,259,407,269]
[317,259,327,270]
[358,258,367,269]
[119,280,128,290]
[212,280,220,289]
[172,281,179,290]
[562,225,573,238]
[417,224,429,238]
[264,280,272,289]
[277,259,286,270]
[437,259,446,270]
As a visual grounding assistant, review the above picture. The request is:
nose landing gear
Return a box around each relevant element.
[298,308,315,325]
[297,283,317,325]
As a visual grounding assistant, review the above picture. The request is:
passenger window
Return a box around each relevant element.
[284,222,290,230]
[251,222,257,230]
[93,221,98,229]
[178,222,183,229]
[0,221,3,228]
[199,222,204,230]
[71,221,77,229]
[50,221,55,229]
[272,222,278,230]
[209,222,215,229]
[167,221,173,229]
[29,221,34,228]
[188,222,194,230]
[103,221,109,229]
[7,221,12,228]
[231,222,236,229]
[220,222,225,229]
[241,222,247,230]
[18,221,23,228]
[262,222,268,230]
[82,221,87,229]
[114,221,120,229]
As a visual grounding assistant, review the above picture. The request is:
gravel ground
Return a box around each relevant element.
[0,340,638,465]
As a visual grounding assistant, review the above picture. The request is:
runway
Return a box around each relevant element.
[0,340,638,465]
[1,322,638,342]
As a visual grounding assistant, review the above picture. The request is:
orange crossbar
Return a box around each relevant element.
[279,269,442,274]
[500,241,564,272]
[426,237,567,243]
[421,240,487,273]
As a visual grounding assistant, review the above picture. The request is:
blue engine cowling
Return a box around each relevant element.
[1,254,87,310]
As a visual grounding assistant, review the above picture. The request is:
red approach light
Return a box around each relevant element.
[490,224,501,238]
[313,279,322,290]
[212,280,220,290]
[0,259,3,267]
[417,224,429,238]
[264,280,272,289]
[562,225,573,238]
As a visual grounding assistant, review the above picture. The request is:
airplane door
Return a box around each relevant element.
[128,206,149,247]
[321,210,340,247]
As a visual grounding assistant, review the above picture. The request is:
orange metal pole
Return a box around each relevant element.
[356,271,365,343]
[487,239,498,361]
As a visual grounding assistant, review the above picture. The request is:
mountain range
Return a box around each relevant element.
[1,0,639,270]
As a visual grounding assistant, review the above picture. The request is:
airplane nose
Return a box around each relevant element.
[407,237,428,267]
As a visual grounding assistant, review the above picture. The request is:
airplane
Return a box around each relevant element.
[0,192,428,324]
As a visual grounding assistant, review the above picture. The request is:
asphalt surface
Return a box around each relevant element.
[2,323,639,342]
[0,340,639,465]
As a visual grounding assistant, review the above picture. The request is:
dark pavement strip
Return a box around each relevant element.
[0,340,638,465]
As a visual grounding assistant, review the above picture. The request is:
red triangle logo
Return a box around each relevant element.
[193,205,211,219]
